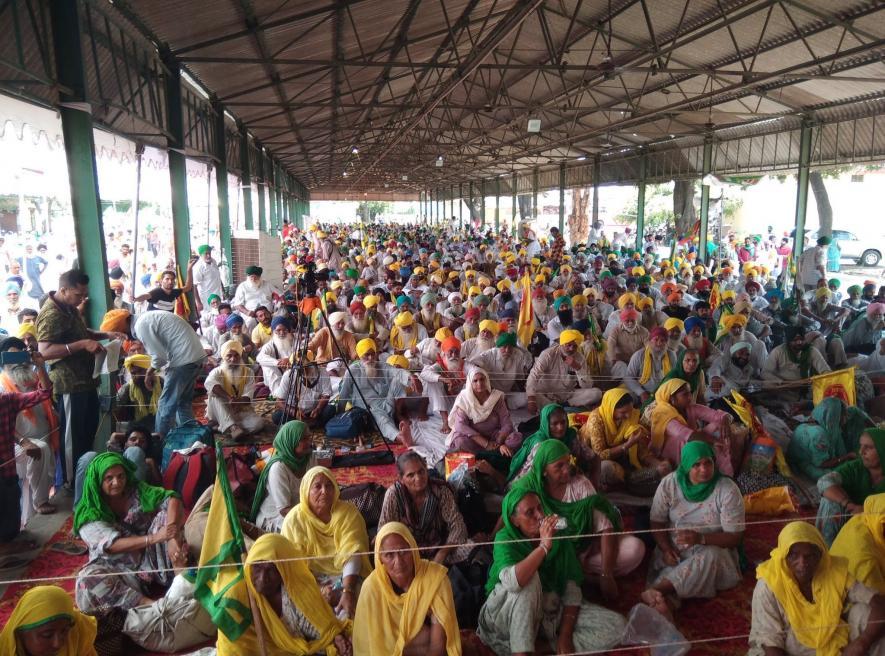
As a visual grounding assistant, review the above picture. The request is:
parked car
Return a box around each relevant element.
[804,229,884,266]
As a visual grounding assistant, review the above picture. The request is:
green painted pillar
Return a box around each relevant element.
[239,123,254,230]
[792,120,814,279]
[419,191,423,221]
[163,55,195,319]
[458,183,463,231]
[212,100,233,286]
[469,181,474,228]
[49,0,110,328]
[480,180,486,228]
[511,172,517,237]
[532,167,539,220]
[592,155,601,226]
[558,162,566,235]
[451,185,455,223]
[495,177,501,233]
[256,150,267,232]
[268,160,277,234]
[698,136,714,266]
[636,152,647,252]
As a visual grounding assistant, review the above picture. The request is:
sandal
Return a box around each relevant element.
[50,541,88,556]
[35,503,57,515]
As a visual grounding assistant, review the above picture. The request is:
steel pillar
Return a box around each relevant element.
[592,155,600,227]
[469,181,475,228]
[558,162,566,235]
[792,121,814,272]
[636,152,647,252]
[239,123,254,230]
[532,167,539,220]
[511,172,517,237]
[268,160,277,234]
[698,136,713,265]
[495,177,501,232]
[163,55,195,319]
[451,185,455,224]
[480,180,486,228]
[212,100,233,286]
[256,150,267,232]
[458,183,463,230]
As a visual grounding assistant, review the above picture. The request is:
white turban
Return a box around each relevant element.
[329,311,347,326]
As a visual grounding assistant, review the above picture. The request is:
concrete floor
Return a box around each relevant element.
[0,492,74,599]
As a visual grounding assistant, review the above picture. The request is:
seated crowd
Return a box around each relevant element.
[2,220,885,655]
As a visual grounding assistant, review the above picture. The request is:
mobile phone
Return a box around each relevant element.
[554,517,568,531]
[0,350,31,365]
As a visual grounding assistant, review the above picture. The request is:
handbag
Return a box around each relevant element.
[324,406,370,439]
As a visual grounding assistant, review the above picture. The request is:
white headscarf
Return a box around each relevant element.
[449,368,503,429]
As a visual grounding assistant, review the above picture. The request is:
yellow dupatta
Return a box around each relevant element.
[598,387,643,469]
[353,522,461,656]
[0,586,97,656]
[756,522,852,656]
[649,378,689,452]
[830,492,885,593]
[280,466,371,577]
[639,344,671,385]
[217,533,351,656]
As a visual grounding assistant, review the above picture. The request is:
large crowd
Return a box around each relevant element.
[1,217,885,655]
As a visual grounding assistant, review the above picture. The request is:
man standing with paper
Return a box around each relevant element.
[36,269,127,486]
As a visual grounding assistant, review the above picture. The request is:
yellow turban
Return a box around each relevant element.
[394,311,414,327]
[447,271,460,280]
[15,322,36,339]
[663,267,676,277]
[617,293,637,309]
[559,329,584,346]
[363,295,379,309]
[468,285,482,297]
[721,290,736,301]
[632,266,646,276]
[123,354,152,370]
[815,287,832,299]
[531,257,541,266]
[636,297,654,310]
[413,267,425,275]
[479,319,499,336]
[99,308,131,333]
[496,279,511,293]
[571,294,587,306]
[584,287,598,299]
[220,340,244,357]
[722,314,748,331]
[386,354,409,369]
[356,338,377,358]
[534,274,546,283]
[435,327,453,342]
[663,318,684,332]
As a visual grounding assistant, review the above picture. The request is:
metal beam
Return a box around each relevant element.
[213,100,233,287]
[636,151,647,252]
[558,161,565,235]
[50,0,110,328]
[791,120,813,286]
[163,54,196,320]
[239,123,254,230]
[698,136,713,266]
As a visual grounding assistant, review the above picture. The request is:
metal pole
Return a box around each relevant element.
[558,161,566,235]
[451,184,455,224]
[213,99,233,286]
[239,123,254,230]
[163,55,196,320]
[592,154,601,226]
[458,182,463,231]
[532,167,539,221]
[495,176,501,233]
[636,152,647,252]
[480,179,486,228]
[792,120,814,285]
[49,0,110,327]
[469,181,475,229]
[511,172,517,237]
[268,160,277,234]
[256,149,267,232]
[698,136,713,266]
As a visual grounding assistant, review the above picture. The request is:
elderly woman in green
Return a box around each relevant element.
[816,429,885,545]
[788,397,872,480]
[520,439,645,600]
[477,483,625,655]
[73,452,182,614]
[251,420,313,532]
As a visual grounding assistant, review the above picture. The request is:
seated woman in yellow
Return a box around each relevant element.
[281,466,371,619]
[831,493,885,593]
[749,521,885,656]
[0,585,97,656]
[354,522,460,656]
[217,533,353,656]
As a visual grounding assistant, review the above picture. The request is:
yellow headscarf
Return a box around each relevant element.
[0,585,97,656]
[594,388,643,468]
[649,378,689,452]
[756,522,852,656]
[281,466,371,577]
[639,344,672,386]
[830,492,885,593]
[15,322,36,340]
[353,522,461,656]
[124,355,161,421]
[217,533,351,656]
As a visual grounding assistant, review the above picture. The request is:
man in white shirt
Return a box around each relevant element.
[255,317,296,392]
[192,245,225,312]
[132,311,207,435]
[232,265,279,330]
[205,340,266,440]
[797,236,829,292]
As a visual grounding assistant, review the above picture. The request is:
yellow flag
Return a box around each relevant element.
[811,366,856,406]
[517,271,534,348]
[193,446,252,640]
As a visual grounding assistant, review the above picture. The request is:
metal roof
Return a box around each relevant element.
[1,0,883,196]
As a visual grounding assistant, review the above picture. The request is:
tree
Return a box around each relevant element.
[517,194,533,221]
[672,180,696,238]
[568,188,591,244]
[356,201,391,221]
[809,170,833,238]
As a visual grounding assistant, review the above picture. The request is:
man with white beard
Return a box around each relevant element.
[388,311,427,355]
[232,265,279,329]
[419,335,466,433]
[707,342,761,401]
[0,337,56,523]
[607,309,649,376]
[664,318,685,354]
[205,340,268,440]
[417,292,443,334]
[346,299,388,344]
[623,327,678,403]
[468,331,532,409]
[454,306,480,341]
[526,329,602,413]
[256,317,296,391]
[461,319,499,361]
[415,327,453,366]
[306,310,358,377]
[339,338,422,444]
[530,288,555,332]
[682,316,721,367]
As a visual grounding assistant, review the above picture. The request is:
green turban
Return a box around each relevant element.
[245,265,263,276]
[496,332,517,348]
[197,244,212,256]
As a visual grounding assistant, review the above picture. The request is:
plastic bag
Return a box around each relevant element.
[743,485,797,515]
[621,603,690,656]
